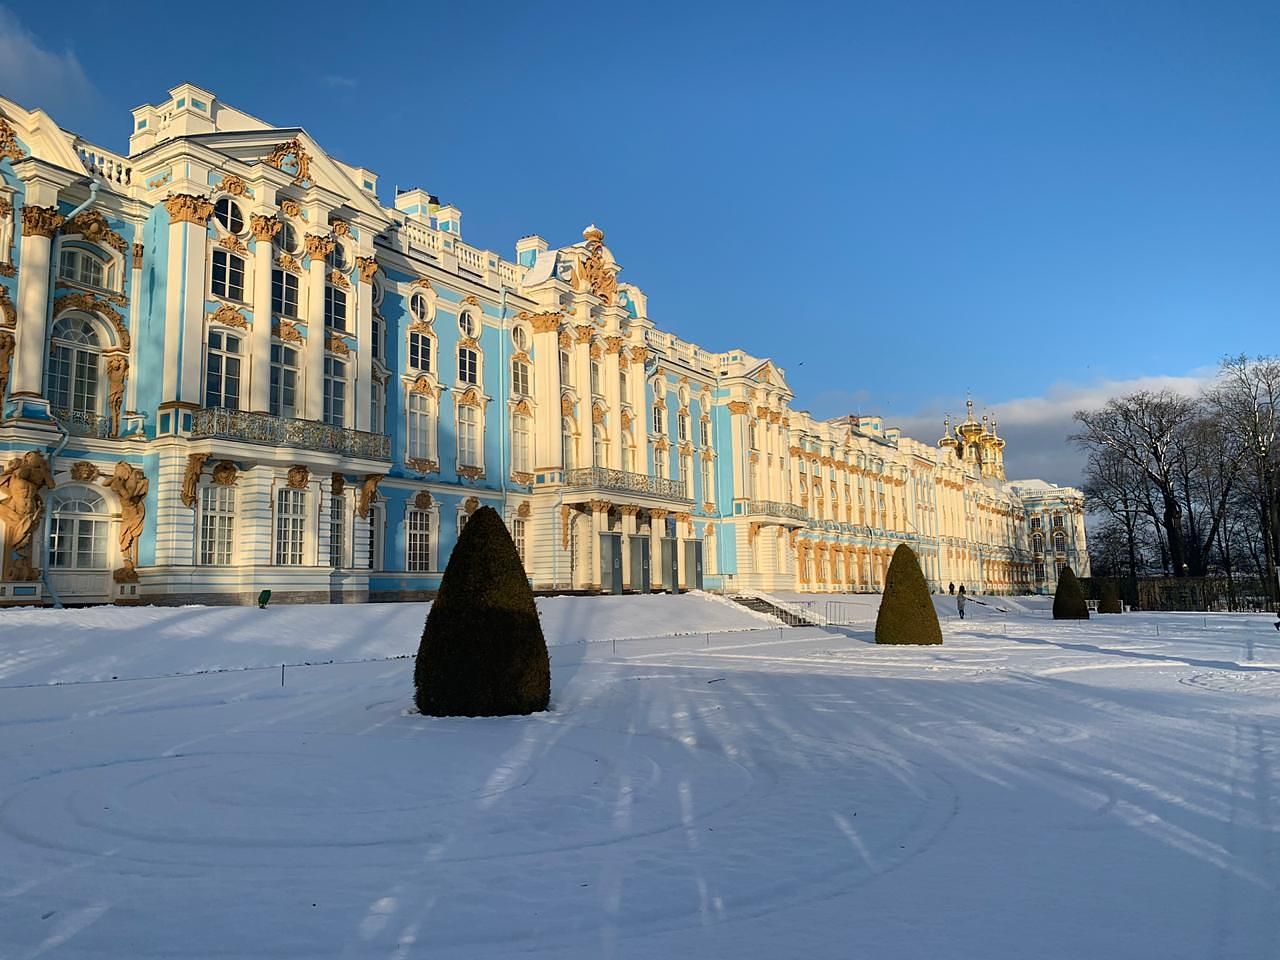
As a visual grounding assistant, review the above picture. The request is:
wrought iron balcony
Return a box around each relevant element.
[745,499,809,522]
[51,407,111,439]
[190,408,391,460]
[563,467,690,501]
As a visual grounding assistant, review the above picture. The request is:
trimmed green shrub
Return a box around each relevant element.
[875,543,943,645]
[1098,579,1123,614]
[1053,566,1090,620]
[414,505,550,716]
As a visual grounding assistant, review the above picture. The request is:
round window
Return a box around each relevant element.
[459,311,477,338]
[215,198,244,234]
[512,326,528,351]
[274,222,298,254]
[327,241,350,272]
[410,292,430,322]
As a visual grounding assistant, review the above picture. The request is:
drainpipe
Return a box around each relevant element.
[63,176,102,224]
[497,284,508,506]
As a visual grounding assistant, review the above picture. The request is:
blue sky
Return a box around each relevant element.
[2,0,1276,483]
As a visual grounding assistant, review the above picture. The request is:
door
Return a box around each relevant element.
[599,532,623,595]
[46,486,113,603]
[661,537,680,594]
[630,536,650,593]
[685,540,704,591]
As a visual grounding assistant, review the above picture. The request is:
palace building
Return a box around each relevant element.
[0,84,1087,606]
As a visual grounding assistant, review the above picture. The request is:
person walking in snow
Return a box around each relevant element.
[957,585,966,620]
[949,582,955,595]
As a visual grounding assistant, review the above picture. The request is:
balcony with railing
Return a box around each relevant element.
[563,467,690,502]
[744,499,808,523]
[190,408,391,460]
[51,407,112,439]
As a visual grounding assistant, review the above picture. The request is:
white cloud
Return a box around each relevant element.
[892,370,1216,488]
[0,7,97,117]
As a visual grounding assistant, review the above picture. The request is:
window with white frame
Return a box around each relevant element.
[324,284,347,331]
[48,487,108,570]
[678,412,689,442]
[562,419,577,470]
[700,418,710,447]
[214,197,244,234]
[270,343,299,419]
[458,346,478,385]
[1053,531,1066,553]
[512,358,530,397]
[366,503,384,571]
[410,292,431,323]
[205,329,242,409]
[623,429,636,473]
[274,222,298,255]
[409,329,432,372]
[512,414,532,474]
[48,316,101,415]
[371,313,385,362]
[59,247,109,288]
[199,485,235,565]
[370,378,386,434]
[211,249,245,301]
[275,487,307,565]
[1053,515,1065,529]
[323,355,347,427]
[619,369,628,400]
[590,360,601,396]
[679,454,691,489]
[652,404,664,435]
[655,450,667,480]
[559,350,572,386]
[458,404,480,468]
[271,269,299,318]
[407,391,436,461]
[593,425,607,467]
[701,459,714,504]
[512,518,527,566]
[406,509,431,572]
[329,496,346,568]
[512,326,528,352]
[458,310,477,339]
[327,240,350,272]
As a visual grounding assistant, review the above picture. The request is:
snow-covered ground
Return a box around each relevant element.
[1,596,1279,959]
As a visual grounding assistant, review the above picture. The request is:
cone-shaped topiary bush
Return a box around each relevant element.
[875,543,943,645]
[1053,566,1090,620]
[414,505,550,716]
[1098,579,1123,614]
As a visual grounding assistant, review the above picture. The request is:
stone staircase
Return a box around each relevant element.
[731,595,822,627]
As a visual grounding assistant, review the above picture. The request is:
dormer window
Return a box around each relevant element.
[58,248,108,288]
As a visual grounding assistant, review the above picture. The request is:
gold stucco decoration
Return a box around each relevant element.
[250,214,281,242]
[275,253,302,274]
[519,310,562,333]
[180,453,210,508]
[561,394,574,417]
[592,403,606,425]
[517,501,531,518]
[286,465,310,489]
[574,225,618,304]
[64,210,128,253]
[727,401,751,415]
[265,138,313,186]
[0,114,24,163]
[356,256,379,283]
[455,387,483,408]
[163,194,215,226]
[327,334,351,357]
[105,354,128,437]
[273,320,302,345]
[406,458,438,474]
[107,462,148,583]
[213,460,240,485]
[20,205,64,238]
[574,324,593,345]
[331,472,345,496]
[328,269,350,290]
[304,233,335,259]
[462,294,480,306]
[457,466,485,481]
[0,329,13,399]
[280,198,301,218]
[218,174,250,198]
[414,491,433,510]
[0,286,13,327]
[209,303,248,330]
[358,475,383,518]
[53,292,130,350]
[513,398,532,417]
[331,219,351,238]
[0,451,55,580]
[132,242,144,270]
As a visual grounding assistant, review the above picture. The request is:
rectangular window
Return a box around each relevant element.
[701,461,714,504]
[366,504,384,571]
[323,356,347,427]
[1053,515,1064,529]
[512,518,527,566]
[407,392,435,461]
[679,455,690,488]
[458,347,478,385]
[655,451,667,480]
[211,250,245,301]
[270,343,298,419]
[409,331,432,371]
[590,361,601,396]
[1031,517,1042,530]
[512,359,530,397]
[678,414,688,442]
[458,404,480,468]
[700,419,710,447]
[619,370,628,400]
[652,405,663,435]
[407,510,431,572]
[370,379,385,434]
[559,350,572,386]
[329,496,345,568]
[205,331,242,409]
[513,415,532,474]
[199,485,235,565]
[271,269,299,318]
[275,488,306,565]
[324,285,347,331]
[372,313,384,362]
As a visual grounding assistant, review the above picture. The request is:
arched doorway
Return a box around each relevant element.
[46,485,113,603]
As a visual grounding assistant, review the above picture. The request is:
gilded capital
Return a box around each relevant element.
[520,311,563,334]
[163,194,215,226]
[727,400,751,415]
[304,233,335,258]
[250,214,282,242]
[20,205,63,238]
[356,256,379,284]
[574,324,594,344]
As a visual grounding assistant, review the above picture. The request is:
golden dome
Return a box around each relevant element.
[583,224,605,244]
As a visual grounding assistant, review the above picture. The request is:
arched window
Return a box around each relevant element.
[512,414,532,474]
[48,487,109,570]
[593,425,607,467]
[205,329,242,409]
[407,392,436,461]
[457,404,481,469]
[269,343,299,419]
[511,358,530,397]
[1053,531,1066,553]
[1032,533,1044,554]
[562,418,577,470]
[48,316,101,415]
[59,247,109,289]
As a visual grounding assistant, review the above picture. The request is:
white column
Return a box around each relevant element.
[603,338,622,469]
[10,202,61,398]
[649,509,666,590]
[160,194,214,407]
[302,232,333,421]
[354,257,375,431]
[249,214,278,413]
[530,314,561,470]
